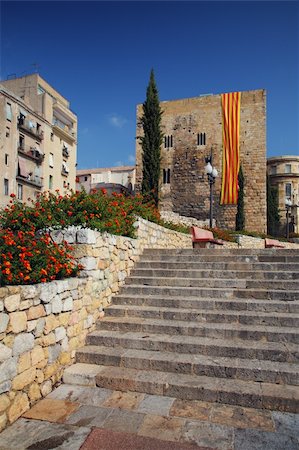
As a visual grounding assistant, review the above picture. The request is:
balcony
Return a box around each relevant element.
[52,118,76,143]
[61,162,69,177]
[62,146,70,158]
[18,118,44,141]
[16,174,43,188]
[18,145,44,164]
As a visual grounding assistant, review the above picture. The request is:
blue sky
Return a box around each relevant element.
[1,1,298,169]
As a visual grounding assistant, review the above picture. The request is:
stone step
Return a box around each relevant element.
[142,248,299,256]
[120,284,298,301]
[87,330,299,363]
[135,261,299,272]
[125,276,299,291]
[96,317,299,344]
[76,345,299,385]
[137,254,299,263]
[93,364,299,412]
[104,304,299,328]
[112,294,299,313]
[132,268,299,280]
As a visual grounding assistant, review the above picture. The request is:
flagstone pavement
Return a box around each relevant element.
[0,384,298,450]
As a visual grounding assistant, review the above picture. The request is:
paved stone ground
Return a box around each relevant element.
[0,384,298,449]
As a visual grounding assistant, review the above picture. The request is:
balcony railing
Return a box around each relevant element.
[53,119,76,140]
[18,145,44,164]
[16,174,43,188]
[62,146,70,158]
[18,118,44,141]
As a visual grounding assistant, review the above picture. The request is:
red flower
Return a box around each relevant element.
[10,193,16,198]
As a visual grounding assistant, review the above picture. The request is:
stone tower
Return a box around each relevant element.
[136,89,266,233]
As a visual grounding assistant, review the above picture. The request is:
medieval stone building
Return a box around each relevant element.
[135,89,266,233]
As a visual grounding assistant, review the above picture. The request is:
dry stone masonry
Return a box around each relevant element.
[0,218,191,431]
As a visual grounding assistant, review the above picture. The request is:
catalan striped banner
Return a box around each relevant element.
[220,92,241,205]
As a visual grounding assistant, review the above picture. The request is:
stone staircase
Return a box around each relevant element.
[64,248,299,413]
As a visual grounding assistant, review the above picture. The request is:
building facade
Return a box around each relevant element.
[0,74,77,208]
[267,155,299,234]
[136,89,267,233]
[76,166,136,194]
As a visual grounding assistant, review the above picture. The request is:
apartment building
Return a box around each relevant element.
[267,155,299,233]
[76,166,136,194]
[0,74,77,207]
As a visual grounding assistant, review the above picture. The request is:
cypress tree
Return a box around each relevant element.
[140,69,163,207]
[236,165,245,231]
[267,175,280,236]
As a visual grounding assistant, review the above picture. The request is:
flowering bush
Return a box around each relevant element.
[0,190,164,286]
[0,189,161,238]
[0,225,81,286]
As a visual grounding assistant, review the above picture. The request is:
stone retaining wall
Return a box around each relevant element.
[0,218,191,431]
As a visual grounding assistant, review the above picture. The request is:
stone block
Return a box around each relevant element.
[0,413,7,432]
[80,257,97,271]
[4,294,20,312]
[28,383,41,402]
[21,285,38,300]
[51,296,63,314]
[55,326,66,342]
[63,297,73,311]
[19,300,33,311]
[44,315,59,334]
[31,346,45,366]
[77,229,96,244]
[12,333,34,356]
[7,393,29,423]
[34,318,45,337]
[39,282,58,303]
[0,314,9,333]
[0,394,10,414]
[18,352,31,373]
[40,379,52,397]
[12,367,36,390]
[0,344,12,363]
[0,381,11,395]
[48,344,61,363]
[50,229,64,244]
[9,311,27,333]
[26,305,46,320]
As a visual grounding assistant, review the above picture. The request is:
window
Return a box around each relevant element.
[4,179,9,196]
[17,184,23,200]
[50,132,54,142]
[285,164,291,174]
[49,153,54,168]
[163,168,171,184]
[6,103,12,121]
[19,135,25,150]
[49,175,53,190]
[84,176,88,181]
[5,154,8,165]
[285,183,292,199]
[164,135,173,148]
[197,133,206,145]
[271,165,277,175]
[6,127,10,138]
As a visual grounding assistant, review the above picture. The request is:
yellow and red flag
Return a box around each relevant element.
[220,92,241,205]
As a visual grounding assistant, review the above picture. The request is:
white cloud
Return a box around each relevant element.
[108,114,127,128]
[128,154,135,163]
[114,160,124,166]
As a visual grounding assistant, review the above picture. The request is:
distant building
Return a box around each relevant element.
[267,155,299,234]
[0,74,77,208]
[136,89,267,233]
[76,166,136,195]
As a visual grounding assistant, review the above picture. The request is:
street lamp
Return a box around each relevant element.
[285,198,292,239]
[205,154,218,228]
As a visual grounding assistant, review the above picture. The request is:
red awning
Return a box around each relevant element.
[18,157,29,178]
